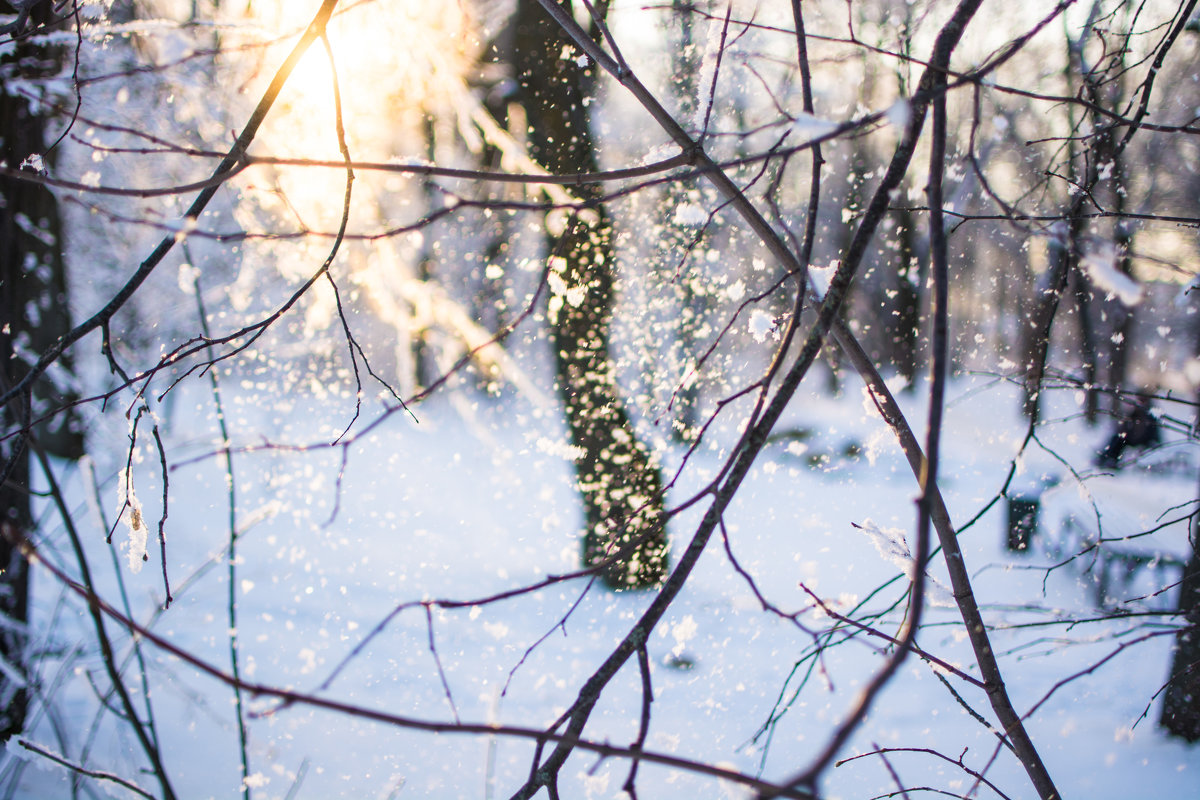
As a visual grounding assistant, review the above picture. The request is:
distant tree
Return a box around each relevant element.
[509,0,668,588]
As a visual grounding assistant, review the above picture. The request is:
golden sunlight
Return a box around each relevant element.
[228,0,481,230]
[217,0,488,373]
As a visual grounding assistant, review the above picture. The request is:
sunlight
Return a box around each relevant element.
[229,0,480,229]
[217,0,486,346]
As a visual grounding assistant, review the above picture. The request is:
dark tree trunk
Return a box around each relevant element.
[1021,214,1086,423]
[0,0,78,742]
[0,443,30,744]
[511,0,667,588]
[891,203,922,385]
[1161,498,1200,740]
[1107,215,1135,415]
[1160,375,1200,742]
[664,0,702,440]
[1070,264,1100,424]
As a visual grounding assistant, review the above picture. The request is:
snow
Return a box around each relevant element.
[747,308,777,342]
[856,520,954,607]
[808,261,838,300]
[884,99,911,132]
[1082,243,1143,306]
[790,112,839,140]
[6,377,1198,800]
[116,466,150,573]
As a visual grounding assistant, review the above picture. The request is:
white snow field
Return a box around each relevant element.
[6,375,1199,799]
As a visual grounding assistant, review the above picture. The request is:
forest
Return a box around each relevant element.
[1,0,1199,798]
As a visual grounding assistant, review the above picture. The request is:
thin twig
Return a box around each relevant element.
[18,739,155,800]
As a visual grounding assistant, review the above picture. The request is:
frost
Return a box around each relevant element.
[716,761,753,799]
[582,770,610,798]
[117,467,149,574]
[297,648,318,674]
[885,99,911,131]
[857,520,954,607]
[242,773,268,789]
[692,20,725,132]
[19,153,44,173]
[638,142,682,167]
[177,262,200,295]
[1082,242,1142,306]
[387,154,434,168]
[483,621,509,639]
[671,614,698,656]
[535,436,586,461]
[747,309,776,342]
[808,261,837,300]
[862,385,883,419]
[564,284,587,307]
[791,112,839,139]
[545,210,571,237]
[653,732,681,752]
[860,520,912,573]
[547,258,570,298]
[726,279,746,302]
[673,201,709,226]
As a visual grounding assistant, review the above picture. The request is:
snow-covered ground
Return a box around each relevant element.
[4,374,1198,799]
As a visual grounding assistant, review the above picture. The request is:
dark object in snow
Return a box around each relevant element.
[1161,552,1200,742]
[1006,495,1039,552]
[0,0,65,37]
[1096,396,1160,469]
[663,653,696,671]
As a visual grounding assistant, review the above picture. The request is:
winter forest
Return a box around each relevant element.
[2,0,1200,797]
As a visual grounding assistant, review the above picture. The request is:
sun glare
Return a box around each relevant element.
[218,0,484,348]
[229,1,480,228]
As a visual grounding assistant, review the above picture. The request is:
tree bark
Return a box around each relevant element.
[511,0,668,588]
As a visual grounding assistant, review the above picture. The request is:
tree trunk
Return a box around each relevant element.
[1070,263,1100,424]
[0,0,78,741]
[511,0,668,588]
[1107,215,1135,414]
[663,0,702,440]
[1161,542,1200,741]
[891,202,922,385]
[1160,387,1200,742]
